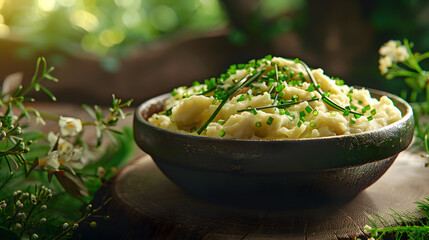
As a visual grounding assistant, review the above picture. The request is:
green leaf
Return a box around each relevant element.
[82,104,96,120]
[39,85,57,101]
[54,171,89,200]
[0,226,19,240]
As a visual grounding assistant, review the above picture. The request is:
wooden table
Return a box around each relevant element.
[84,148,429,240]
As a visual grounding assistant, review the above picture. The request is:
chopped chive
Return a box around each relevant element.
[165,108,172,116]
[171,89,178,96]
[267,70,276,78]
[279,109,285,115]
[285,110,291,116]
[362,105,371,113]
[306,84,315,92]
[292,94,299,102]
[266,116,274,125]
[358,100,363,104]
[252,69,259,75]
[265,54,273,60]
[219,129,226,137]
[335,79,344,86]
[367,116,373,121]
[237,63,246,69]
[313,110,318,116]
[330,112,337,116]
[298,72,304,77]
[294,58,300,63]
[343,109,350,116]
[305,106,313,113]
[297,121,303,127]
[237,94,245,102]
[217,120,225,125]
[289,72,294,78]
[311,95,318,100]
[299,116,306,122]
[351,118,356,124]
[354,114,361,119]
[310,121,316,128]
[278,91,285,97]
[350,105,357,111]
[370,109,377,115]
[247,92,252,100]
[192,81,200,86]
[255,122,262,127]
[252,108,258,115]
[299,111,306,117]
[276,84,285,92]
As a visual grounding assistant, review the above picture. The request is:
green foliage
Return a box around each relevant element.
[365,198,429,239]
[0,57,135,239]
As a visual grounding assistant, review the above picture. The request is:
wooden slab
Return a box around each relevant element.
[101,150,429,240]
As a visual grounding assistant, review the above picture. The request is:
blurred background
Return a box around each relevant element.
[0,0,428,104]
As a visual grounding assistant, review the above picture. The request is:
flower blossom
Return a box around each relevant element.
[59,116,82,137]
[378,56,392,75]
[379,40,409,62]
[38,132,87,171]
[378,40,410,75]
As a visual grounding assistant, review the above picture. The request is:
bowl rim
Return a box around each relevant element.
[135,87,413,143]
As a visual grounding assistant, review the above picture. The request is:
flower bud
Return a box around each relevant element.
[13,190,22,197]
[22,192,29,199]
[72,223,79,230]
[30,194,37,205]
[0,130,6,140]
[0,200,7,209]
[62,222,69,230]
[15,200,23,209]
[90,221,97,228]
[40,205,47,212]
[14,223,21,230]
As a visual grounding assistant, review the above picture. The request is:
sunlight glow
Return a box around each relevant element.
[70,10,99,32]
[38,0,56,12]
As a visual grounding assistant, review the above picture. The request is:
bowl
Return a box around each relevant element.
[133,88,414,207]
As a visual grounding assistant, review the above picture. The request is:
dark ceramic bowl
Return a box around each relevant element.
[133,89,414,207]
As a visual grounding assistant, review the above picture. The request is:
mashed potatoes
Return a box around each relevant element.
[148,56,401,139]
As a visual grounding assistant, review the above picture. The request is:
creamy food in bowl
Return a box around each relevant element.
[134,56,414,205]
[148,56,401,139]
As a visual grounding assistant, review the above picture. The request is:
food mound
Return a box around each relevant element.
[148,56,402,139]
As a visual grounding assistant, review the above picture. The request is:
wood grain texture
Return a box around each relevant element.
[86,150,429,240]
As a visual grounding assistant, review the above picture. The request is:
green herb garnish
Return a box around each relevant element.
[219,129,226,137]
[299,60,363,116]
[197,69,265,134]
[266,116,274,125]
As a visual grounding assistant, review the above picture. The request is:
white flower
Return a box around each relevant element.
[59,116,82,137]
[47,132,73,153]
[41,132,88,171]
[379,40,409,62]
[378,56,392,75]
[38,150,60,171]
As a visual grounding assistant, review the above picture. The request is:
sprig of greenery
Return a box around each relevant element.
[82,94,133,147]
[0,57,134,239]
[364,198,429,239]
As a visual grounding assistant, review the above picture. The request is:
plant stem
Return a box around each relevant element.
[52,198,112,240]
